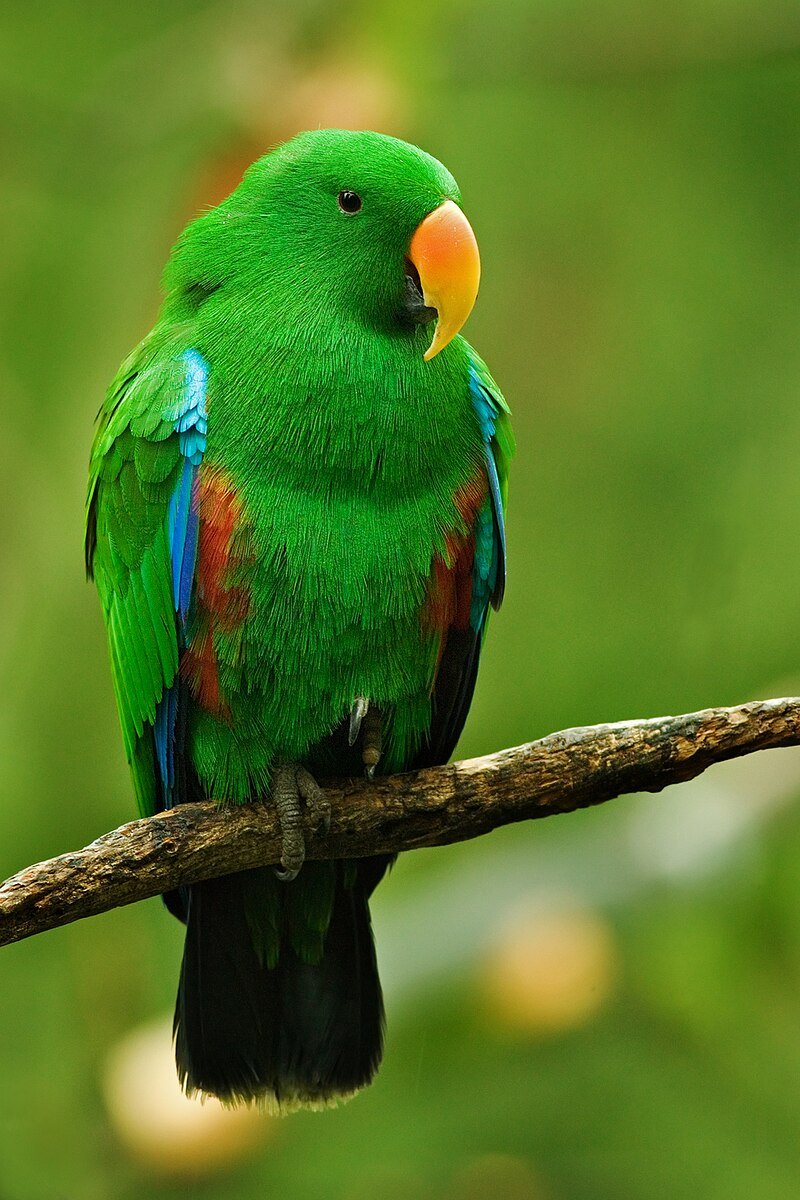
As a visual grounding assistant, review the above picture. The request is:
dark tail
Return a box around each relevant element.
[173,861,385,1109]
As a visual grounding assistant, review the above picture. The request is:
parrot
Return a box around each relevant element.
[86,129,513,1110]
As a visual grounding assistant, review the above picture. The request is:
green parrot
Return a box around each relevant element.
[86,129,513,1110]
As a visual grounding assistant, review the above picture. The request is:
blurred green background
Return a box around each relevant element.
[3,1,800,1196]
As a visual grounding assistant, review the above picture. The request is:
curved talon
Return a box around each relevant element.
[349,696,369,746]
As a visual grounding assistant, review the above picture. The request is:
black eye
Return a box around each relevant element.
[337,190,362,214]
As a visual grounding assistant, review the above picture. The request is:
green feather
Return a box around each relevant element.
[87,336,186,815]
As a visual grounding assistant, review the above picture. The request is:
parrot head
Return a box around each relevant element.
[166,129,481,361]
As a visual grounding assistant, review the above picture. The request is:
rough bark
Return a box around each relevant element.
[1,698,798,948]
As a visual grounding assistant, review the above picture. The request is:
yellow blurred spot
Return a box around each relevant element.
[480,903,617,1034]
[448,1154,550,1200]
[103,1018,269,1178]
[282,59,407,136]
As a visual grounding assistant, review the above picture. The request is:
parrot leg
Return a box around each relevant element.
[362,706,382,779]
[348,697,383,777]
[272,761,330,882]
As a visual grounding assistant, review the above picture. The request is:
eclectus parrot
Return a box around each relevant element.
[86,130,513,1109]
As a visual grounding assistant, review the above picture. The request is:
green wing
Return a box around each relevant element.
[413,347,514,768]
[468,349,514,607]
[86,338,186,816]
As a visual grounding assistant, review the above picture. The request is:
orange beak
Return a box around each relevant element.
[408,200,481,361]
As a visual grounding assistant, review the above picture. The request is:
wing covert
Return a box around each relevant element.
[86,343,209,815]
[414,351,514,768]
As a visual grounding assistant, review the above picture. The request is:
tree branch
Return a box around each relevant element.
[2,698,799,949]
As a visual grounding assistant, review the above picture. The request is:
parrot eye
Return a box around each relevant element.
[337,190,362,215]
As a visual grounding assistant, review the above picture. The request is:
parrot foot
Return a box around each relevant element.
[348,698,383,778]
[362,705,382,779]
[272,762,329,882]
[345,696,383,777]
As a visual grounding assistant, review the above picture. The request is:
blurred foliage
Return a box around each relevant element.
[3,1,800,1197]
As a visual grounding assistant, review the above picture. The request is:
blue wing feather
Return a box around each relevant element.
[168,459,195,621]
[154,349,209,806]
[468,363,509,620]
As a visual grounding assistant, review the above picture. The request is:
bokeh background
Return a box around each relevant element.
[3,1,800,1196]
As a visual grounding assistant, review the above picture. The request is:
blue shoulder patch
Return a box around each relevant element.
[177,348,208,466]
[166,349,209,621]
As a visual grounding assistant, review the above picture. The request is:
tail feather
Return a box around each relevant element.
[277,873,383,1102]
[174,872,278,1102]
[173,862,385,1109]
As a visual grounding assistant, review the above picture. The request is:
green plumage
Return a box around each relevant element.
[87,130,513,1108]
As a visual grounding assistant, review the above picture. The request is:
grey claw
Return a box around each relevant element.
[348,696,369,746]
[274,832,304,879]
[274,829,305,882]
